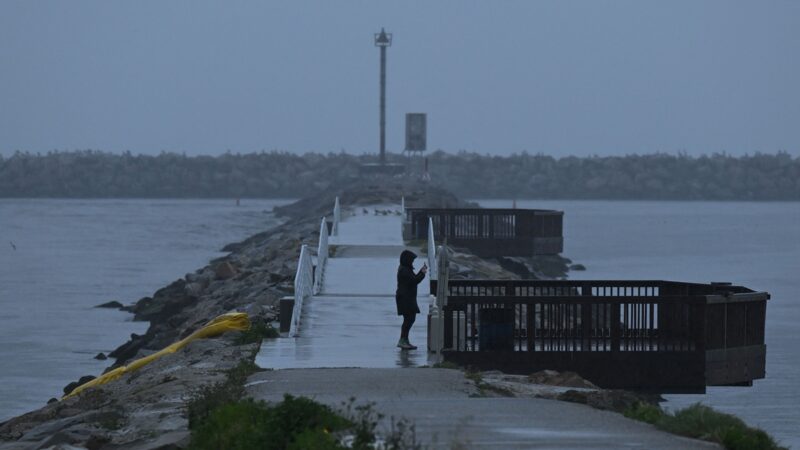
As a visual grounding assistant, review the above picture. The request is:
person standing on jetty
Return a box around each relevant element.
[396,250,427,350]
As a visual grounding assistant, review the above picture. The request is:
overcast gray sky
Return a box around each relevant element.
[1,1,798,157]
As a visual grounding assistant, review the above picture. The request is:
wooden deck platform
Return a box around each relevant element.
[438,279,769,392]
[404,207,564,257]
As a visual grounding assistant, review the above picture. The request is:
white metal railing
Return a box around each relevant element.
[426,219,440,352]
[427,217,438,281]
[428,294,440,353]
[314,217,328,294]
[290,244,314,337]
[428,244,448,353]
[332,196,341,236]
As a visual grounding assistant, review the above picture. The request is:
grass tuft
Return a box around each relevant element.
[186,360,261,429]
[624,402,786,450]
[188,395,422,450]
[623,402,663,425]
[233,321,279,345]
[188,395,351,450]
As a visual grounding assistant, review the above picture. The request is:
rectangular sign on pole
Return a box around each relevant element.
[405,113,427,151]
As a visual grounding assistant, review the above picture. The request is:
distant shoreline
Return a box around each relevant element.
[2,150,798,200]
[3,197,800,203]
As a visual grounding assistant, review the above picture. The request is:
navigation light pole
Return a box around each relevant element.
[374,28,392,165]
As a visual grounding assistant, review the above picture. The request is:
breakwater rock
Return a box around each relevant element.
[0,340,258,449]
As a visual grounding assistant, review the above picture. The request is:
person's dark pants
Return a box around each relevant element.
[401,313,416,340]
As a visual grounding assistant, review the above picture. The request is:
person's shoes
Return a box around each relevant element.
[398,339,414,350]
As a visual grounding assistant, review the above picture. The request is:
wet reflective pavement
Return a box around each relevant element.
[250,205,720,449]
[247,368,719,450]
[256,206,433,369]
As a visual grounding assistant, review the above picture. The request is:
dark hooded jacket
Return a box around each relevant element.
[395,250,426,316]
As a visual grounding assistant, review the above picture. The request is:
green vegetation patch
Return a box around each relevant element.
[233,321,279,345]
[187,353,420,449]
[624,402,787,450]
[189,395,351,450]
[187,360,261,428]
[189,395,421,450]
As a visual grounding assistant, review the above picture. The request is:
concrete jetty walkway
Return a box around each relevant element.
[255,204,430,369]
[247,368,717,450]
[250,203,718,449]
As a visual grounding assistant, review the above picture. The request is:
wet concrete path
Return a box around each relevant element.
[249,204,719,449]
[247,368,718,450]
[255,204,431,369]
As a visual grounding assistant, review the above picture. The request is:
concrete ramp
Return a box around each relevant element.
[256,205,432,369]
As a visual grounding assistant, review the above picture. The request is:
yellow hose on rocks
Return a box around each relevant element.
[62,312,251,400]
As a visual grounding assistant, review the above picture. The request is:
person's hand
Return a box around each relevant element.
[421,264,428,274]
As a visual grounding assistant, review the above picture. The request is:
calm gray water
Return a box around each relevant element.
[0,199,290,421]
[479,200,800,448]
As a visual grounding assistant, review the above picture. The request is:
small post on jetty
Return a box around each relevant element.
[375,27,392,165]
[333,196,341,236]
